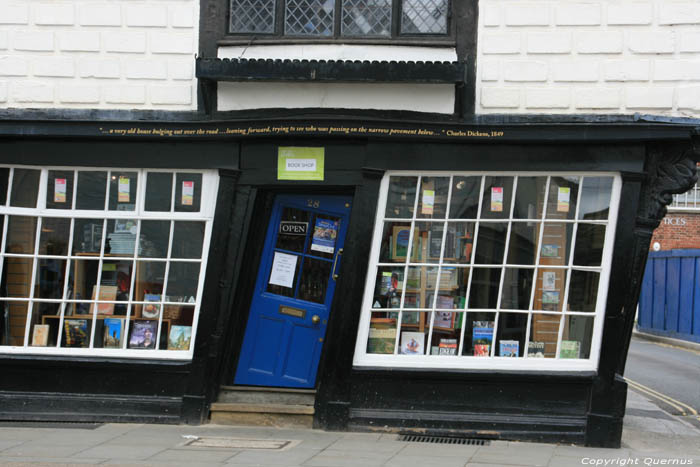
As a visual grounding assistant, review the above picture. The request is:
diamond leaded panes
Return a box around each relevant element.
[230,0,276,33]
[342,0,392,37]
[285,0,335,36]
[401,0,448,34]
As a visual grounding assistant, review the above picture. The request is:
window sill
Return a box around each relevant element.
[217,37,456,48]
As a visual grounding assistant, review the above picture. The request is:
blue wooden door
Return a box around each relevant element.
[234,194,352,388]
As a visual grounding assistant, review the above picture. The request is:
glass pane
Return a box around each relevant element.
[7,216,37,254]
[372,266,404,309]
[307,214,340,260]
[145,172,173,212]
[276,207,311,253]
[428,311,461,355]
[172,222,205,259]
[500,268,533,310]
[165,262,200,302]
[367,311,396,354]
[533,268,567,312]
[401,0,448,34]
[298,257,331,304]
[430,267,468,310]
[513,176,547,219]
[285,0,335,36]
[61,318,92,348]
[266,251,301,298]
[342,0,391,36]
[474,222,507,264]
[528,313,561,358]
[10,168,40,208]
[39,217,71,256]
[538,222,573,266]
[468,268,501,309]
[507,222,539,265]
[573,224,606,266]
[99,259,133,306]
[399,325,427,355]
[560,315,593,359]
[567,270,599,312]
[138,220,170,258]
[410,221,444,263]
[404,266,438,308]
[379,221,411,263]
[0,168,9,205]
[94,316,126,349]
[579,177,613,220]
[29,302,61,347]
[443,222,475,264]
[105,219,137,256]
[481,176,513,220]
[166,306,194,351]
[416,177,449,219]
[66,259,99,311]
[46,170,74,209]
[175,173,202,212]
[449,176,481,219]
[76,171,107,210]
[496,312,527,357]
[546,176,580,220]
[134,261,166,311]
[34,259,67,299]
[385,176,417,219]
[230,0,276,33]
[1,257,34,298]
[0,301,29,345]
[73,219,104,255]
[108,171,137,211]
[461,312,496,356]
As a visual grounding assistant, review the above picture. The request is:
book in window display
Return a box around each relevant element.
[31,324,49,346]
[527,341,545,358]
[438,338,457,355]
[499,340,519,357]
[142,294,161,319]
[472,321,494,356]
[400,331,425,355]
[434,310,454,328]
[167,325,192,350]
[64,319,89,348]
[560,340,581,359]
[103,318,123,348]
[129,320,158,349]
[90,285,118,315]
[367,319,396,354]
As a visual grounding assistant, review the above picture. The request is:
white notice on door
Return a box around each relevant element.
[269,252,298,289]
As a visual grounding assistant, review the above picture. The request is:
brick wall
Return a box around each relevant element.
[477,0,700,116]
[651,212,700,250]
[0,1,197,110]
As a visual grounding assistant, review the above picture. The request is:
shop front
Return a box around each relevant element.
[0,119,696,448]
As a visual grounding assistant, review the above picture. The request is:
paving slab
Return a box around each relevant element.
[71,443,167,460]
[303,449,392,467]
[469,443,555,467]
[554,445,631,458]
[147,447,239,463]
[385,453,471,467]
[396,442,481,458]
[226,447,320,465]
[324,438,405,454]
[0,440,25,452]
[0,456,106,465]
[0,442,90,458]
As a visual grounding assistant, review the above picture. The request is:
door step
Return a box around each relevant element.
[210,386,316,428]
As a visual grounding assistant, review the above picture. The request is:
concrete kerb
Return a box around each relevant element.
[632,329,700,352]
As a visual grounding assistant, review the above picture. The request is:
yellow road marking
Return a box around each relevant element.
[625,377,699,416]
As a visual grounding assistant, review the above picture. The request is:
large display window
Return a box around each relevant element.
[354,172,620,371]
[0,166,218,359]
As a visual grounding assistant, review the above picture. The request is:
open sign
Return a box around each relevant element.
[279,221,308,235]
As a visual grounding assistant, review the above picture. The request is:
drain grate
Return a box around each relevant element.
[182,436,298,450]
[399,434,490,446]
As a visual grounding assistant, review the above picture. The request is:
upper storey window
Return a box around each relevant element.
[229,0,450,38]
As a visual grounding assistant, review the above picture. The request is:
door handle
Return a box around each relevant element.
[332,248,343,281]
[312,315,321,325]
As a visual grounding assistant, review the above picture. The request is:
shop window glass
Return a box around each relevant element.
[357,172,619,371]
[175,173,202,213]
[401,0,448,34]
[0,168,9,206]
[0,166,215,358]
[145,172,173,212]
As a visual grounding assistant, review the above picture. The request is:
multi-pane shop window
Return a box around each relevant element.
[229,0,449,37]
[354,172,620,371]
[0,167,218,359]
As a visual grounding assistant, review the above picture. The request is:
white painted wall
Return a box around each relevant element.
[217,44,457,113]
[477,0,700,116]
[0,1,197,110]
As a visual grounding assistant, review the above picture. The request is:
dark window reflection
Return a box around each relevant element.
[567,270,599,312]
[513,176,546,219]
[139,220,170,258]
[500,268,533,310]
[76,171,107,210]
[496,312,528,357]
[474,222,507,264]
[579,177,613,220]
[468,268,501,309]
[507,222,538,265]
[385,176,417,218]
[449,176,481,219]
[298,257,331,304]
[39,218,71,256]
[145,172,173,212]
[171,222,205,259]
[7,216,37,254]
[73,219,104,255]
[10,169,40,208]
[573,224,606,266]
[34,259,67,299]
[0,168,9,205]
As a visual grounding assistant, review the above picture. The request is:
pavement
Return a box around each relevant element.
[0,389,698,467]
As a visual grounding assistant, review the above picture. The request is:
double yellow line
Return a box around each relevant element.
[625,377,700,421]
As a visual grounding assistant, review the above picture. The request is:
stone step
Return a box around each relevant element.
[216,385,316,406]
[209,402,314,428]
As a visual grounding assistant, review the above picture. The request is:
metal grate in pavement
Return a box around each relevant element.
[399,434,490,445]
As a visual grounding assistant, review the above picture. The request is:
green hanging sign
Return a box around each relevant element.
[277,147,325,181]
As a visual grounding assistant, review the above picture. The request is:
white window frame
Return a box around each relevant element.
[0,165,219,360]
[353,171,621,372]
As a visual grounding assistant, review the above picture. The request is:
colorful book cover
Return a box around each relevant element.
[310,218,338,254]
[168,325,192,350]
[103,318,123,348]
[528,341,545,358]
[91,285,117,315]
[31,324,50,346]
[434,310,454,328]
[142,294,161,319]
[64,319,89,348]
[400,331,425,355]
[367,325,396,354]
[473,321,494,356]
[438,338,457,356]
[499,340,519,357]
[129,320,158,349]
[560,340,581,359]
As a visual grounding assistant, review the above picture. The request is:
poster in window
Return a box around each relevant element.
[182,181,194,206]
[118,176,130,202]
[491,187,503,212]
[54,178,67,203]
[542,291,559,304]
[542,271,556,291]
[269,252,297,288]
[310,218,338,254]
[421,190,435,215]
[557,187,570,212]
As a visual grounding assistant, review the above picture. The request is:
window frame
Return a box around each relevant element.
[352,171,622,372]
[0,165,219,360]
[225,0,455,43]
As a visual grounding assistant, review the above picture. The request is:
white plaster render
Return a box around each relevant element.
[217,44,457,113]
[477,0,700,117]
[0,0,198,110]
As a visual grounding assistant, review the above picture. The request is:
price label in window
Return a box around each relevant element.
[118,176,130,203]
[557,187,570,212]
[182,181,194,206]
[491,187,503,212]
[421,190,435,215]
[54,178,66,203]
